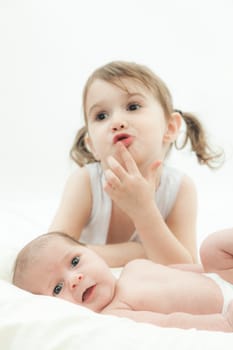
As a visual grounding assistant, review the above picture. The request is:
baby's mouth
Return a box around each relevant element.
[82,285,96,303]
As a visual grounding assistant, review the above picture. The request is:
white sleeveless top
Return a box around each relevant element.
[80,162,183,244]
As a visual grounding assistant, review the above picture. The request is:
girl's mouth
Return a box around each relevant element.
[113,134,133,147]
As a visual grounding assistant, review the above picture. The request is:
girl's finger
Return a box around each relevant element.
[104,168,122,189]
[117,142,139,174]
[107,156,127,181]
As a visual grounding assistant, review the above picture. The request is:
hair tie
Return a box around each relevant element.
[174,109,184,117]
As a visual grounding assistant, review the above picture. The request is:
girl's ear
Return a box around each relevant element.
[84,134,100,160]
[163,112,182,144]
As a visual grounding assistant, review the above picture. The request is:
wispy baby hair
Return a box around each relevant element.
[12,231,83,287]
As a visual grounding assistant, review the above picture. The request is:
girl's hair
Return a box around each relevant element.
[70,61,223,168]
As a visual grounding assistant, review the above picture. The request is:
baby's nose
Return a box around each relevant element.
[69,273,83,289]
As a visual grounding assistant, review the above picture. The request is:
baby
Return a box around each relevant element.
[13,230,233,332]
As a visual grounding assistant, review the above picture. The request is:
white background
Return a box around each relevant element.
[0,0,233,247]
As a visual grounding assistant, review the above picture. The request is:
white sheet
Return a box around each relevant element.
[1,198,233,349]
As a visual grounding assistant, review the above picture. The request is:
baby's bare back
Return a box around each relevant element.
[106,259,223,315]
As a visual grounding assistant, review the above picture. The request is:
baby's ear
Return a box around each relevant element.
[84,134,100,161]
[163,112,182,144]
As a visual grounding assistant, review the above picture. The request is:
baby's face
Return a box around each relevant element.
[20,238,116,312]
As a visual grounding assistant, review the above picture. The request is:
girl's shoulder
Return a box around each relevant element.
[160,165,184,191]
[162,165,195,186]
[159,165,196,217]
[156,165,186,218]
[62,165,96,203]
[83,162,105,190]
[84,162,103,178]
[67,162,102,184]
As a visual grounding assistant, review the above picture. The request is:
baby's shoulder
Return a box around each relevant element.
[124,258,149,269]
[122,259,154,277]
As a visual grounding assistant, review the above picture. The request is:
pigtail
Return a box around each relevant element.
[175,111,224,169]
[70,126,97,167]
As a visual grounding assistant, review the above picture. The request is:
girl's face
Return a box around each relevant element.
[85,78,180,171]
[19,238,116,312]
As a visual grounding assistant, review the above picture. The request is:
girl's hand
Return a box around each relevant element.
[103,142,161,219]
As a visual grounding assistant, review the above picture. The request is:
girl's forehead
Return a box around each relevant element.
[86,78,152,103]
[113,77,149,91]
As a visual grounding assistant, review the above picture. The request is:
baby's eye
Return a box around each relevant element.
[127,103,141,111]
[53,282,63,296]
[95,112,108,121]
[71,256,80,267]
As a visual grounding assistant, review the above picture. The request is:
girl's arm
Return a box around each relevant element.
[104,144,197,264]
[49,166,146,267]
[88,241,146,267]
[131,177,197,264]
[165,175,198,263]
[169,263,204,273]
[49,167,92,239]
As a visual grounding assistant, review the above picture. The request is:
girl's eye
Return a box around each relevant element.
[53,282,63,296]
[95,112,108,121]
[127,103,141,111]
[71,256,80,267]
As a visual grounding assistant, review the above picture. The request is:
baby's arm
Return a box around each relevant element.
[102,308,233,332]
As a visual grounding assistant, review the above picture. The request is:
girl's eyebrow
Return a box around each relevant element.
[126,92,146,101]
[127,92,145,98]
[87,102,104,116]
[87,93,145,115]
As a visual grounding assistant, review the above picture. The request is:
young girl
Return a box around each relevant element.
[49,61,222,267]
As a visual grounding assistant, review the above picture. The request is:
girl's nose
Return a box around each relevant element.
[111,120,128,132]
[69,273,83,290]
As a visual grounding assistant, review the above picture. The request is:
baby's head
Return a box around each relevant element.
[13,232,116,312]
[13,232,79,288]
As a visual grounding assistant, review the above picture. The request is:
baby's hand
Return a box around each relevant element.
[103,143,161,219]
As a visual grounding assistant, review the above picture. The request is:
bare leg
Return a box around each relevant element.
[164,308,233,332]
[106,308,233,332]
[200,228,233,283]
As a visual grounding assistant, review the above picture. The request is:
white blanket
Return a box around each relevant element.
[1,198,233,349]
